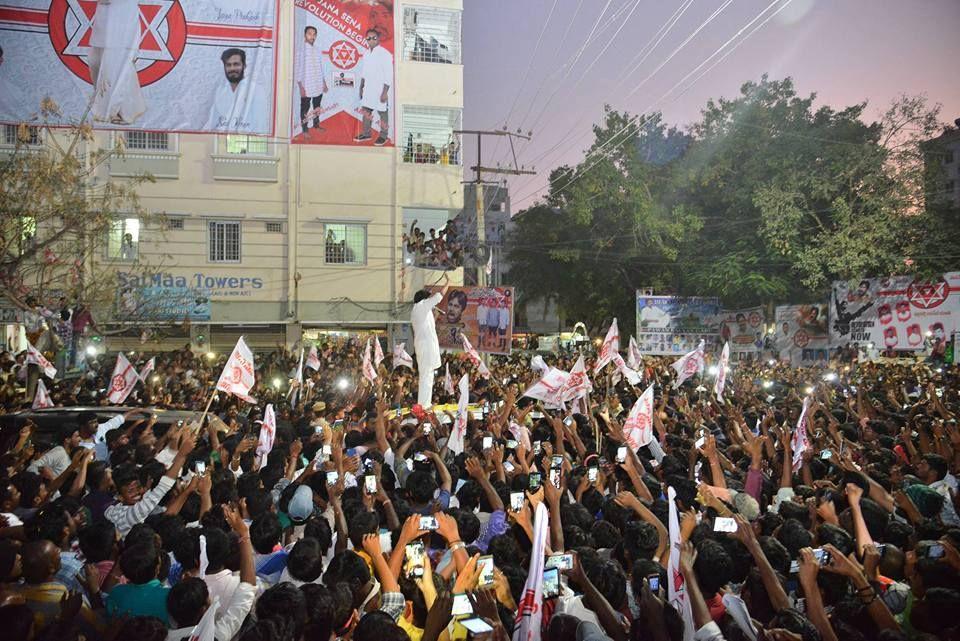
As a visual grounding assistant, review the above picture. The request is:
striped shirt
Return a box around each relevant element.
[295,41,327,97]
[105,475,175,537]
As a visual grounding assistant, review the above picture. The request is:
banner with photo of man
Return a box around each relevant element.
[635,294,720,355]
[829,273,960,351]
[717,307,765,354]
[774,304,829,366]
[428,286,514,356]
[292,0,395,146]
[0,0,278,134]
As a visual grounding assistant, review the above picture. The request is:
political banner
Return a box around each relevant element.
[292,0,395,146]
[429,286,514,356]
[717,307,765,354]
[829,274,960,351]
[774,304,830,366]
[635,294,720,355]
[0,1,278,135]
[117,285,211,321]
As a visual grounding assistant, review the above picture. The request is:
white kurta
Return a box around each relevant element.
[359,45,392,111]
[412,292,443,372]
[205,76,267,133]
[89,0,145,124]
[295,41,327,97]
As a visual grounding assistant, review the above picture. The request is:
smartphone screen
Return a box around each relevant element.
[542,567,560,598]
[510,492,524,512]
[419,516,438,530]
[477,555,495,587]
[713,517,737,533]
[529,472,541,489]
[194,461,206,475]
[503,460,515,473]
[322,444,332,458]
[647,574,660,592]
[326,471,338,486]
[452,593,473,616]
[616,446,627,464]
[314,425,323,435]
[820,449,832,460]
[695,436,706,450]
[364,475,377,495]
[551,455,563,468]
[549,468,561,489]
[546,553,573,571]
[506,439,518,449]
[482,436,493,449]
[927,543,945,559]
[563,416,574,427]
[587,467,598,483]
[460,617,494,634]
[404,541,425,578]
[533,441,542,454]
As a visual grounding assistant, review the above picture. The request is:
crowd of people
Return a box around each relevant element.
[403,219,468,270]
[0,334,958,641]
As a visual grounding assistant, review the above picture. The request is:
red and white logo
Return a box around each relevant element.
[906,278,949,310]
[48,0,186,85]
[327,39,359,70]
[230,366,243,384]
[111,374,126,392]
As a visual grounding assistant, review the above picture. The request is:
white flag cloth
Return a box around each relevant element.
[792,396,812,472]
[107,352,140,404]
[671,340,705,389]
[361,339,378,383]
[138,357,155,382]
[623,383,655,451]
[32,379,53,409]
[627,336,644,370]
[593,318,620,374]
[26,342,57,379]
[448,374,469,455]
[522,367,570,406]
[460,333,491,378]
[373,337,385,367]
[306,344,322,371]
[443,363,456,396]
[485,251,493,276]
[289,348,304,405]
[215,337,257,403]
[185,596,220,641]
[257,403,276,469]
[667,486,696,641]
[560,355,593,402]
[392,342,414,370]
[531,354,548,375]
[508,421,532,451]
[512,502,549,641]
[612,352,643,386]
[714,342,730,403]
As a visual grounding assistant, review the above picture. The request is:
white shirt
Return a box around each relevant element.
[639,304,669,329]
[27,445,70,477]
[411,292,443,371]
[295,41,327,97]
[166,582,257,641]
[206,77,268,133]
[203,569,241,617]
[359,45,392,111]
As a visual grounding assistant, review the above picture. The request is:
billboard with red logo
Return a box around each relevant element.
[775,304,830,366]
[717,307,765,354]
[292,0,394,146]
[428,286,514,356]
[0,0,278,135]
[829,273,960,350]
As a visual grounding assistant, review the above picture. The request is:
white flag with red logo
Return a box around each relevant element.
[306,344,321,371]
[443,363,456,396]
[186,596,221,641]
[138,357,155,383]
[512,502,549,641]
[32,378,53,409]
[531,354,548,375]
[714,342,730,403]
[671,340,705,389]
[215,337,257,403]
[668,486,695,641]
[26,342,56,379]
[107,352,140,404]
[522,367,570,406]
[623,383,655,451]
[257,403,276,469]
[612,352,643,386]
[373,337,385,367]
[627,336,644,370]
[448,374,470,455]
[361,339,378,383]
[392,342,414,370]
[460,333,491,378]
[593,318,620,374]
[560,355,593,402]
[289,348,305,405]
[792,396,812,472]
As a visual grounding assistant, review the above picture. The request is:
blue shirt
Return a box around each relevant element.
[105,579,171,625]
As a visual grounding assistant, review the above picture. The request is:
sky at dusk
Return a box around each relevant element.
[461,0,960,211]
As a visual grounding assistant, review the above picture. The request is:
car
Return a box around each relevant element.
[0,406,202,454]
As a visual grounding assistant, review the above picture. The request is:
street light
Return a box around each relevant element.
[206,352,216,360]
[804,385,815,395]
[823,372,837,382]
[337,378,350,390]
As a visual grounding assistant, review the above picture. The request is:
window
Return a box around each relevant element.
[265,221,283,233]
[165,217,185,231]
[947,180,957,194]
[124,131,171,151]
[225,134,270,155]
[106,218,140,262]
[945,150,955,164]
[402,106,462,165]
[208,221,241,263]
[323,223,366,265]
[3,124,41,146]
[402,7,462,64]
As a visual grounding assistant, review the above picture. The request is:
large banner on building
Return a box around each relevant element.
[428,286,514,356]
[291,0,395,146]
[718,307,765,354]
[118,284,211,321]
[775,304,830,365]
[635,294,720,355]
[829,274,960,350]
[0,1,278,134]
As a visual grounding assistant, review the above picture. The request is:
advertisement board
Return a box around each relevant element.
[117,285,211,321]
[829,274,960,351]
[428,286,514,356]
[635,294,720,355]
[0,1,278,135]
[717,307,765,353]
[774,304,830,365]
[292,0,395,146]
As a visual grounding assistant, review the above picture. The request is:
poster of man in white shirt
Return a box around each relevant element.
[354,28,393,146]
[295,26,328,137]
[206,48,268,132]
[88,0,145,125]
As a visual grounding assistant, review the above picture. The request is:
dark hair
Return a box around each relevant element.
[250,513,283,555]
[300,583,338,641]
[404,470,437,504]
[413,289,431,304]
[115,616,168,641]
[922,453,949,481]
[288,537,324,583]
[119,542,159,584]
[167,577,209,627]
[256,583,308,639]
[776,518,813,558]
[0,603,34,641]
[693,539,733,596]
[322,551,371,604]
[354,611,408,641]
[303,516,333,556]
[78,521,117,562]
[221,47,246,65]
[304,26,317,35]
[200,527,231,572]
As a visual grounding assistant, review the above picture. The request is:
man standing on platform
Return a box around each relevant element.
[411,273,449,408]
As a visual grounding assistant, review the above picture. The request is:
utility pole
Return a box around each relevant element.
[454,130,535,288]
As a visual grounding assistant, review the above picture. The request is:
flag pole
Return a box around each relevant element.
[196,385,217,432]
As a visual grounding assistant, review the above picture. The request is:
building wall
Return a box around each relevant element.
[0,0,465,348]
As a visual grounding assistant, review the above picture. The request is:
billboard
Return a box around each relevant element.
[635,294,720,355]
[775,304,829,366]
[117,285,211,321]
[292,0,395,146]
[0,1,278,135]
[829,273,960,350]
[717,307,765,353]
[429,286,514,356]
